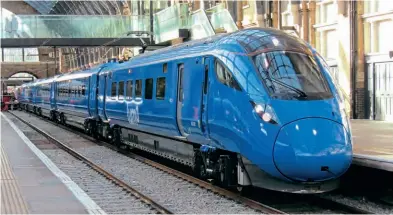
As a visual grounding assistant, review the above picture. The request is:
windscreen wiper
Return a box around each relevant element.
[270,78,308,98]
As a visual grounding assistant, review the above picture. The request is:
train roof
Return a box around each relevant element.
[31,77,55,85]
[20,82,35,88]
[119,27,306,68]
[18,28,307,88]
[54,62,117,82]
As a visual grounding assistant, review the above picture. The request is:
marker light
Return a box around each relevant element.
[250,101,279,125]
[254,104,264,113]
[262,112,272,122]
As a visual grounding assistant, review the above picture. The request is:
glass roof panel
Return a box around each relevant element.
[24,0,58,14]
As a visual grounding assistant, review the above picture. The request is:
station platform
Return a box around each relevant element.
[351,119,393,172]
[0,113,104,214]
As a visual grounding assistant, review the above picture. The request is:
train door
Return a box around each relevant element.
[51,82,56,110]
[176,63,188,137]
[88,74,97,117]
[97,72,109,121]
[175,58,211,143]
[201,57,210,136]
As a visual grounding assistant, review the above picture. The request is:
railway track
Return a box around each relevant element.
[8,111,283,214]
[8,110,378,214]
[6,111,173,214]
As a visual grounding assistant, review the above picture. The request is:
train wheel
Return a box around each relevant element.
[105,125,112,141]
[33,107,37,114]
[192,150,206,179]
[112,127,122,148]
[50,111,56,122]
[38,108,42,117]
[84,121,91,135]
[60,113,66,125]
[92,121,101,140]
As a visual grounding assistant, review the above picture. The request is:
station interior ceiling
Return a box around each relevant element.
[1,0,392,121]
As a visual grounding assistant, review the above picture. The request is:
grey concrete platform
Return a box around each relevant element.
[351,119,393,172]
[0,113,100,214]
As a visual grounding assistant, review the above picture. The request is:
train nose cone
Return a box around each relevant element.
[273,118,352,182]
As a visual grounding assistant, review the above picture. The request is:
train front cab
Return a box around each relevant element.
[211,30,353,193]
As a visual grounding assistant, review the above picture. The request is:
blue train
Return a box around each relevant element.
[16,28,353,193]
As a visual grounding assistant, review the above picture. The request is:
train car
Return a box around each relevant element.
[53,62,118,130]
[18,82,35,112]
[25,28,352,194]
[31,78,56,118]
[14,86,21,101]
[89,28,352,193]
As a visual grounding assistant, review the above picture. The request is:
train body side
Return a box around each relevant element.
[32,79,54,118]
[18,83,34,111]
[52,63,117,129]
[97,28,352,193]
[18,28,352,193]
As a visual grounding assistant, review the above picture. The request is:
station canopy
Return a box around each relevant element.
[25,0,127,15]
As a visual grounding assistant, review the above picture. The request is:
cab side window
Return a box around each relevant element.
[215,60,241,91]
[111,82,117,99]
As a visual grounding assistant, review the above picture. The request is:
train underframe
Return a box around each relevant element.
[22,104,341,193]
[91,119,241,189]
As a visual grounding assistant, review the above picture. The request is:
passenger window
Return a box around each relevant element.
[118,81,125,100]
[163,63,168,73]
[215,60,241,91]
[135,79,142,97]
[78,86,82,97]
[126,80,133,99]
[111,82,117,99]
[145,78,153,99]
[156,77,166,100]
[71,87,75,97]
[82,85,86,96]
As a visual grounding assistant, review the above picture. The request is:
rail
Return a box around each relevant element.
[8,110,377,214]
[8,111,173,214]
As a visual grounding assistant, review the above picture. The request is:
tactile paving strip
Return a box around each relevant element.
[1,146,29,214]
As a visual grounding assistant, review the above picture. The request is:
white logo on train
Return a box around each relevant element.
[127,104,140,125]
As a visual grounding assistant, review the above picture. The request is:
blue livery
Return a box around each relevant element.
[17,28,353,193]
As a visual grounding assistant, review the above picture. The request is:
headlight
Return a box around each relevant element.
[250,101,280,125]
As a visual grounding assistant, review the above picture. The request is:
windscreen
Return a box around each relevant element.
[236,30,332,100]
[252,51,332,100]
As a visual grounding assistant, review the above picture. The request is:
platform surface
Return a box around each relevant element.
[0,113,102,214]
[351,119,393,171]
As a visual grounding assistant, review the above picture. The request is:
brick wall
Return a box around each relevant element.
[355,88,366,119]
[0,62,56,79]
[1,1,39,14]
